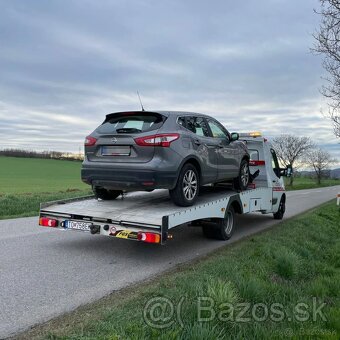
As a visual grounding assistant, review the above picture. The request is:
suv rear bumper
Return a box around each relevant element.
[81,167,178,191]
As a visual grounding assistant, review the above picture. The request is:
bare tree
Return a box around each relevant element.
[313,0,340,137]
[272,135,314,185]
[306,148,335,184]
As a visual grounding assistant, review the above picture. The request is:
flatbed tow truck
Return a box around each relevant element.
[39,133,291,244]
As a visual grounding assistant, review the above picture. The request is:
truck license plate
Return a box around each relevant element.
[64,220,92,231]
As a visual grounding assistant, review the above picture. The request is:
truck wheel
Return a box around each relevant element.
[169,163,200,207]
[93,187,122,200]
[273,197,285,220]
[202,206,235,240]
[234,159,250,191]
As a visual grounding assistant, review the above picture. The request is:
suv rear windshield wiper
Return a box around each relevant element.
[116,128,142,133]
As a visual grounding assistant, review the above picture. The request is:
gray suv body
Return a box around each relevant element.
[82,111,250,206]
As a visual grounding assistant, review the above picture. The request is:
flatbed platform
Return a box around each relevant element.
[40,186,274,244]
[42,187,236,227]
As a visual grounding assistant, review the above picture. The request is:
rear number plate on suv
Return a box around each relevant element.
[101,146,131,156]
[64,220,92,231]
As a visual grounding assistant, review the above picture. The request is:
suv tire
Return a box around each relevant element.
[234,159,250,191]
[169,163,200,207]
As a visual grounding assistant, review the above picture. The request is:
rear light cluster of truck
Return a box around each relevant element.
[137,232,161,243]
[134,133,179,147]
[39,217,58,227]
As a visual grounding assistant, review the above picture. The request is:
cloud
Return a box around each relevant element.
[0,0,339,166]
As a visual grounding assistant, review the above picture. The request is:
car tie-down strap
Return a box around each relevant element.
[249,170,260,183]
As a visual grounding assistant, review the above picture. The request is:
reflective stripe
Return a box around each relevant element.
[249,160,265,166]
[273,187,285,192]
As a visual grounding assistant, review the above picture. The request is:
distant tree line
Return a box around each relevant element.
[0,149,83,161]
[294,169,333,179]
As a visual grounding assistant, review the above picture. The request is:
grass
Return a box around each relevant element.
[17,201,340,339]
[284,177,339,191]
[0,156,87,194]
[0,156,91,219]
[0,190,92,220]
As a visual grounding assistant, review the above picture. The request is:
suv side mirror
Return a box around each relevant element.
[230,132,239,141]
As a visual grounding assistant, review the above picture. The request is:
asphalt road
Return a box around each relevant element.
[0,186,339,338]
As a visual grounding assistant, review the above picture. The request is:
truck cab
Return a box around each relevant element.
[240,132,289,218]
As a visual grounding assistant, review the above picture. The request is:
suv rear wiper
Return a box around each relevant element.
[116,128,142,133]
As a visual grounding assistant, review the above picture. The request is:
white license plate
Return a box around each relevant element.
[101,146,130,156]
[64,220,92,231]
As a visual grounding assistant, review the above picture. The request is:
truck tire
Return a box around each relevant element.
[169,163,200,207]
[234,159,250,191]
[93,187,122,200]
[273,196,285,220]
[202,206,235,240]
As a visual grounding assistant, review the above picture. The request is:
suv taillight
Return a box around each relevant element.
[85,136,97,146]
[134,133,179,147]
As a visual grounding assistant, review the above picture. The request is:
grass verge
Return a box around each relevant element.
[16,201,340,339]
[284,177,339,191]
[0,190,92,220]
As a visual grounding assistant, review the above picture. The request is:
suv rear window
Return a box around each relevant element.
[97,112,165,134]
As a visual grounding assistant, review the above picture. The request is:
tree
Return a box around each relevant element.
[313,0,340,137]
[305,148,334,184]
[272,135,314,185]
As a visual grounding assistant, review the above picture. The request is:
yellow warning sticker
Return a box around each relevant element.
[115,230,132,239]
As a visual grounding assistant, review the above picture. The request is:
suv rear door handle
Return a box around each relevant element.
[193,139,201,145]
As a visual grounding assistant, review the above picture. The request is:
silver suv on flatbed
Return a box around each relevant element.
[81,111,250,206]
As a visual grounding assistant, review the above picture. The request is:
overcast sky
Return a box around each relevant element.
[0,0,339,164]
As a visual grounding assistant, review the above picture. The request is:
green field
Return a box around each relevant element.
[284,177,339,191]
[0,156,91,219]
[18,201,340,339]
[0,156,88,194]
